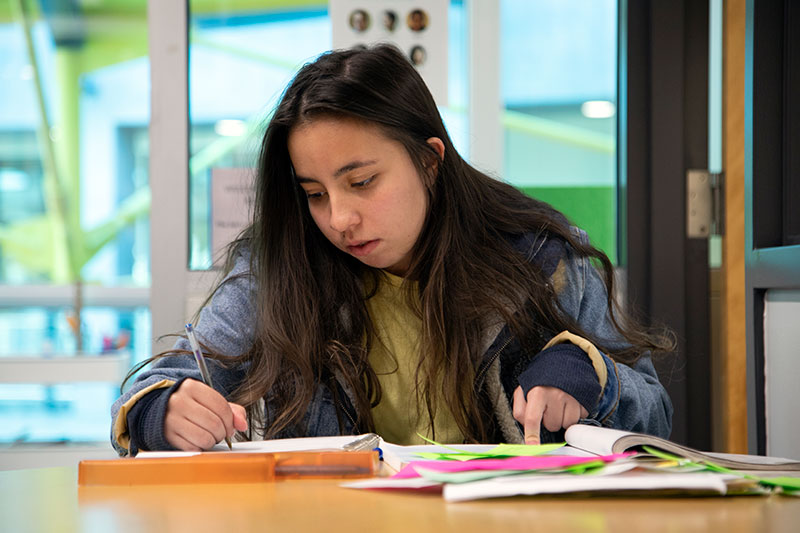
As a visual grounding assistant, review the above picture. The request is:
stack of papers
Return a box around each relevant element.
[343,428,800,502]
[132,426,800,501]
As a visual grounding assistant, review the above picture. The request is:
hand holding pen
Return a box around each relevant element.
[184,323,232,449]
[161,325,248,452]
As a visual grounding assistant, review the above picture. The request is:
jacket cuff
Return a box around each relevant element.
[543,330,607,388]
[127,377,189,454]
[518,343,602,413]
[593,354,620,422]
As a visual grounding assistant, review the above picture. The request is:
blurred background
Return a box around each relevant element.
[0,0,618,460]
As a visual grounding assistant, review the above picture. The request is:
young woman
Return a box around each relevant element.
[111,45,673,455]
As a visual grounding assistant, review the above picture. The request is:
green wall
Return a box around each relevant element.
[518,186,616,263]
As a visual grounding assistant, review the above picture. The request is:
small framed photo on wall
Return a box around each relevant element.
[331,0,449,105]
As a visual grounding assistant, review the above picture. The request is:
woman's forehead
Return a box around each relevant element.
[288,117,395,153]
[287,118,407,175]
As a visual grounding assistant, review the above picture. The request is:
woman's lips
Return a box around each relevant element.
[347,239,379,257]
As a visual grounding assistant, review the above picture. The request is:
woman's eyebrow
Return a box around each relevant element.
[294,159,378,183]
[333,159,377,178]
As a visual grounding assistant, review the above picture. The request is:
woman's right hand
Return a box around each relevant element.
[164,378,248,451]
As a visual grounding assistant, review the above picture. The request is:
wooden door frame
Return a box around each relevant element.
[717,0,747,454]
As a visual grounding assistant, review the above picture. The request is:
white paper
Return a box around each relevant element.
[341,477,440,490]
[442,472,733,502]
[210,167,255,266]
[135,434,373,459]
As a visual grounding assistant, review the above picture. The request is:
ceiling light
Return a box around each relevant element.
[580,100,616,119]
[214,119,246,137]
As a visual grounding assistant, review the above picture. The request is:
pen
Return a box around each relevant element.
[185,323,232,450]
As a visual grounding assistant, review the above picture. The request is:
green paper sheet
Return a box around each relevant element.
[414,433,565,461]
[758,477,800,491]
[414,452,494,462]
[485,443,567,456]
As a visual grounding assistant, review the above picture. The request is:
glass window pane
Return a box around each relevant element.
[0,1,150,444]
[0,383,120,443]
[187,6,331,270]
[0,3,150,287]
[501,0,618,261]
[187,1,469,270]
[0,307,149,357]
[0,305,151,444]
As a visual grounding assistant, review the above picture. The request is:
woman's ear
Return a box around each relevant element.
[426,137,445,161]
[423,137,445,180]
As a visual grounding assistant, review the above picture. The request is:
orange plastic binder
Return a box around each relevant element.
[78,450,379,486]
[78,453,275,486]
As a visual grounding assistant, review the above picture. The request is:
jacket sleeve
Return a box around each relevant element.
[550,230,673,438]
[109,250,255,456]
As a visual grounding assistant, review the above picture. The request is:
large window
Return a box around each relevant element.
[186,1,469,270]
[185,1,618,268]
[0,1,150,444]
[501,0,618,260]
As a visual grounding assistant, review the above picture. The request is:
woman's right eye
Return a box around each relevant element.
[306,191,325,201]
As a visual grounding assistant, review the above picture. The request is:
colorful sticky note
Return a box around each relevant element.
[484,443,566,456]
[412,434,566,461]
[392,453,630,479]
[413,452,496,462]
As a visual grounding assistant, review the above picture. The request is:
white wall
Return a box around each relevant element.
[764,289,800,460]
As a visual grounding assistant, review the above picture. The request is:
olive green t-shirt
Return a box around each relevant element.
[366,271,464,445]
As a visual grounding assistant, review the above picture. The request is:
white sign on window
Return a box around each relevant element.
[210,167,255,267]
[330,0,449,106]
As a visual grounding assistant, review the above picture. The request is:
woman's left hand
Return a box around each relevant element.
[512,385,588,445]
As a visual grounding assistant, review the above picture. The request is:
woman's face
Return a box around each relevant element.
[288,117,443,277]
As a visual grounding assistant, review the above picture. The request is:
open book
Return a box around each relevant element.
[564,425,800,472]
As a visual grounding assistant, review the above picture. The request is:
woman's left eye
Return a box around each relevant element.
[352,176,375,188]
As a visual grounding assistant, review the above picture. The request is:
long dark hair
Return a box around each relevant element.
[134,44,673,442]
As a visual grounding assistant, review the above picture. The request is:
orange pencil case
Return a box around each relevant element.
[78,450,379,486]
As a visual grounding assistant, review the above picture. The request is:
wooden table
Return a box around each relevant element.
[2,466,799,532]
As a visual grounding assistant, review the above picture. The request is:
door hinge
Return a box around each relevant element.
[687,169,724,238]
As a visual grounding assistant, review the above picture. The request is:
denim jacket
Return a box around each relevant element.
[110,229,673,456]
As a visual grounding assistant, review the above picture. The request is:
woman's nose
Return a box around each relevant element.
[328,194,360,233]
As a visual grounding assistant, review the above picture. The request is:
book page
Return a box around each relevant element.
[564,424,635,455]
[565,425,800,471]
[135,434,374,459]
[704,451,800,466]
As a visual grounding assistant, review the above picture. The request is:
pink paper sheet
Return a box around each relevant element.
[392,453,632,479]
